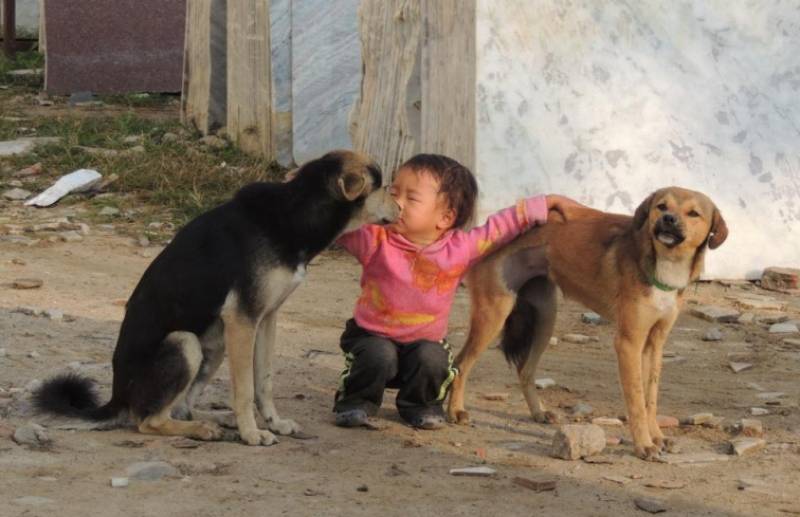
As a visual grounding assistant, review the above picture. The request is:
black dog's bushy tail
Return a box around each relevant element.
[33,373,122,422]
[500,276,558,371]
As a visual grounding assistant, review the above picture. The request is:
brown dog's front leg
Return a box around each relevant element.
[615,329,659,460]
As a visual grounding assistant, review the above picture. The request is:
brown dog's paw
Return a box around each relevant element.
[454,410,471,425]
[533,411,559,424]
[634,443,663,462]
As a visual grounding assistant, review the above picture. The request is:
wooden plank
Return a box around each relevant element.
[226,0,271,157]
[350,0,421,179]
[420,0,476,171]
[181,0,227,134]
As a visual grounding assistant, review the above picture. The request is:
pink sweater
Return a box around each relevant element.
[337,196,549,343]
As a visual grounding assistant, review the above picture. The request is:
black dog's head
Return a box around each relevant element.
[290,150,398,228]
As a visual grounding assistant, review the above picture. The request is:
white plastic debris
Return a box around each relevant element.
[25,169,102,207]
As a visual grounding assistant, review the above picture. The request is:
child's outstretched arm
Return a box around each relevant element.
[455,194,583,265]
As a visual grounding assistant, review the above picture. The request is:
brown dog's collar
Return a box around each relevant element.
[647,270,679,292]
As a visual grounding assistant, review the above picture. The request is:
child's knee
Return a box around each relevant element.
[413,341,451,374]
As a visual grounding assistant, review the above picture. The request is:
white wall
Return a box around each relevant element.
[475,0,800,279]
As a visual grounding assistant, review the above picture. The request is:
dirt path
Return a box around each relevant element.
[1,222,799,516]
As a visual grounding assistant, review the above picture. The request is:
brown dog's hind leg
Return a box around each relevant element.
[448,280,514,425]
[513,277,559,424]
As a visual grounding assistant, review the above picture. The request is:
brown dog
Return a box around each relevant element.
[447,187,728,460]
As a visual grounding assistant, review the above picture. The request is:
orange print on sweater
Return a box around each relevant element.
[407,253,466,294]
[357,280,435,327]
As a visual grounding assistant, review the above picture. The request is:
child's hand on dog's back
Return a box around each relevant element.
[545,194,586,222]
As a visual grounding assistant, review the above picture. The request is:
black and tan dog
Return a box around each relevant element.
[447,187,728,460]
[34,150,397,446]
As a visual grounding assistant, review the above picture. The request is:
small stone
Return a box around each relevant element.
[551,424,606,460]
[43,309,64,321]
[729,437,766,456]
[738,478,768,491]
[634,497,668,513]
[59,231,83,242]
[603,475,630,485]
[731,295,788,311]
[571,402,594,419]
[750,407,769,416]
[605,436,622,446]
[690,305,741,323]
[0,348,7,357]
[783,338,800,348]
[756,392,786,400]
[25,379,42,392]
[127,145,146,154]
[449,466,497,477]
[737,312,756,325]
[123,135,144,144]
[126,461,179,481]
[13,162,43,177]
[562,333,596,344]
[581,312,606,325]
[13,423,53,449]
[702,328,723,341]
[111,477,129,488]
[138,236,150,247]
[656,415,680,428]
[591,417,623,427]
[756,313,789,325]
[549,337,559,346]
[535,378,556,389]
[760,267,799,292]
[738,419,763,437]
[356,484,369,492]
[769,322,798,334]
[99,206,120,216]
[304,488,324,496]
[161,132,179,143]
[12,258,26,265]
[481,392,509,401]
[12,278,43,289]
[28,351,40,359]
[512,476,557,492]
[681,412,713,426]
[3,188,32,200]
[729,361,753,373]
[702,416,725,429]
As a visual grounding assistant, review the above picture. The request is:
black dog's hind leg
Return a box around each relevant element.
[134,331,223,440]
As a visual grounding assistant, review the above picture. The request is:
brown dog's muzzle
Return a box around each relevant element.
[654,213,685,248]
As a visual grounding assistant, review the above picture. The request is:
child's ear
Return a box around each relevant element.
[438,208,456,230]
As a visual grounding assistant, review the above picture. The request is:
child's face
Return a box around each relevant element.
[388,167,455,245]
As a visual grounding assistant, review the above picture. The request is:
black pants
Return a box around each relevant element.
[333,319,458,420]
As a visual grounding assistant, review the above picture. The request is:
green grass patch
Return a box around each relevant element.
[1,113,286,227]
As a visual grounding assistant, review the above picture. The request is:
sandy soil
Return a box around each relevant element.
[1,201,800,517]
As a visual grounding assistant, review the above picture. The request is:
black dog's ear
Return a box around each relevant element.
[708,208,728,249]
[633,192,656,230]
[338,172,367,201]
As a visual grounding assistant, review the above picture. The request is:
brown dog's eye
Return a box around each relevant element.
[657,203,668,211]
[688,209,700,217]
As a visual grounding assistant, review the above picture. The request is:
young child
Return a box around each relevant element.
[333,153,580,429]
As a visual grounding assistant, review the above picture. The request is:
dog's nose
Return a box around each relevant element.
[661,213,677,226]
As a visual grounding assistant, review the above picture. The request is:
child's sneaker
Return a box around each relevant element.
[401,406,446,430]
[335,408,369,428]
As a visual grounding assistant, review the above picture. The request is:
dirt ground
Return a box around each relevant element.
[1,198,799,517]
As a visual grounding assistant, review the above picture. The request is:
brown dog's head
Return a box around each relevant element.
[633,187,728,256]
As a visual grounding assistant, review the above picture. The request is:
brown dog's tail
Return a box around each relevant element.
[500,276,558,371]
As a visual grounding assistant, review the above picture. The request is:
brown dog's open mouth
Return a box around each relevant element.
[654,228,685,248]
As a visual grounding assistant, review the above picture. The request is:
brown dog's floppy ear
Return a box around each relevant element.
[633,192,655,230]
[708,208,728,249]
[338,172,367,201]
